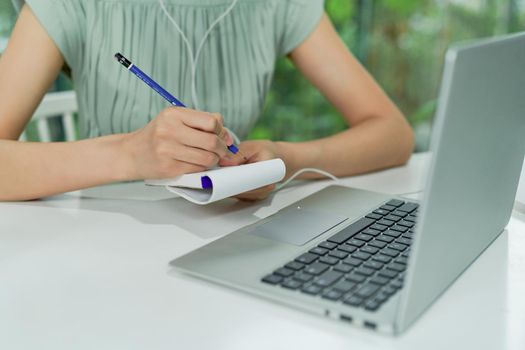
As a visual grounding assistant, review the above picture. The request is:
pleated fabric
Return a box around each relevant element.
[25,0,324,140]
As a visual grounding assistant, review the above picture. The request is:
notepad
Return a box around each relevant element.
[145,159,286,205]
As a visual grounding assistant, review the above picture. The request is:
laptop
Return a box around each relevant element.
[170,32,525,334]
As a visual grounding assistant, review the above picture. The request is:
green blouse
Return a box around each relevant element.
[23,0,324,140]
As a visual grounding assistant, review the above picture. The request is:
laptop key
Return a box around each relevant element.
[392,210,408,218]
[294,272,314,282]
[281,279,302,290]
[285,261,305,271]
[347,238,366,248]
[338,244,358,254]
[373,293,390,304]
[304,262,330,275]
[355,283,380,298]
[396,237,412,246]
[328,250,349,259]
[389,243,408,252]
[386,199,404,207]
[372,254,392,264]
[355,233,374,242]
[377,219,395,227]
[384,229,402,238]
[343,257,363,267]
[333,280,357,293]
[362,228,381,236]
[327,217,375,244]
[295,253,317,264]
[398,220,414,228]
[373,209,390,216]
[377,235,395,243]
[370,276,389,286]
[322,289,343,301]
[363,260,384,270]
[379,204,397,211]
[346,273,367,283]
[378,269,397,279]
[309,247,329,256]
[381,248,400,257]
[364,300,381,311]
[301,284,323,295]
[344,295,364,307]
[402,232,414,239]
[333,263,353,273]
[382,285,398,295]
[365,213,382,220]
[370,224,388,231]
[397,202,418,213]
[319,256,339,265]
[274,267,294,277]
[384,214,402,222]
[391,279,403,289]
[391,225,408,233]
[352,251,372,261]
[354,266,375,277]
[318,241,338,250]
[368,240,387,249]
[386,263,406,272]
[360,245,379,255]
[261,274,283,285]
[395,256,408,265]
[314,270,343,287]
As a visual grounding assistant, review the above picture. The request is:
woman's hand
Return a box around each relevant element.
[220,140,286,201]
[121,107,234,180]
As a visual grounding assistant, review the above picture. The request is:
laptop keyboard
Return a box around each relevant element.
[261,199,418,312]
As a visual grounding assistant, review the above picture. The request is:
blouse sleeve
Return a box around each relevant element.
[276,0,325,57]
[24,0,86,72]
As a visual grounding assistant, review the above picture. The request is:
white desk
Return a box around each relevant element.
[1,153,524,350]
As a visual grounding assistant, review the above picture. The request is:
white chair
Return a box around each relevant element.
[20,90,78,142]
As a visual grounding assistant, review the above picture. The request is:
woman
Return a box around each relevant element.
[0,0,414,201]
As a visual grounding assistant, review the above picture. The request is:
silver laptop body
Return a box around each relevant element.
[170,32,525,334]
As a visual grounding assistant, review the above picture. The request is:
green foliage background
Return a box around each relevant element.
[1,0,524,149]
[249,0,524,151]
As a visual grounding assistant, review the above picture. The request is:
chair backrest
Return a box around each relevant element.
[20,91,78,142]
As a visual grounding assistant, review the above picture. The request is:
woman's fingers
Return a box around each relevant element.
[174,124,230,158]
[169,143,221,168]
[219,154,246,167]
[174,108,232,143]
[156,108,235,159]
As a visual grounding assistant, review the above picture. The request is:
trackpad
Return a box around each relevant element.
[247,207,347,246]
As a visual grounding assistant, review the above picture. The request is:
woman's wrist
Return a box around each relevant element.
[275,140,323,179]
[103,133,137,182]
[275,141,301,178]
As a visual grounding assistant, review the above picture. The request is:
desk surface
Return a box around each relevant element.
[1,153,524,350]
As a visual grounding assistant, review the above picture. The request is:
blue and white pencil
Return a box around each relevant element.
[114,52,241,156]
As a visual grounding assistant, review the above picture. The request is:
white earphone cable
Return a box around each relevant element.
[276,168,341,191]
[158,1,339,191]
[159,0,239,110]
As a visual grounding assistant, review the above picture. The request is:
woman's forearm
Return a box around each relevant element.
[0,107,236,201]
[0,135,129,201]
[277,115,414,179]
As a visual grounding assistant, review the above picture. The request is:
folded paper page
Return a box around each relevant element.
[145,159,286,205]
